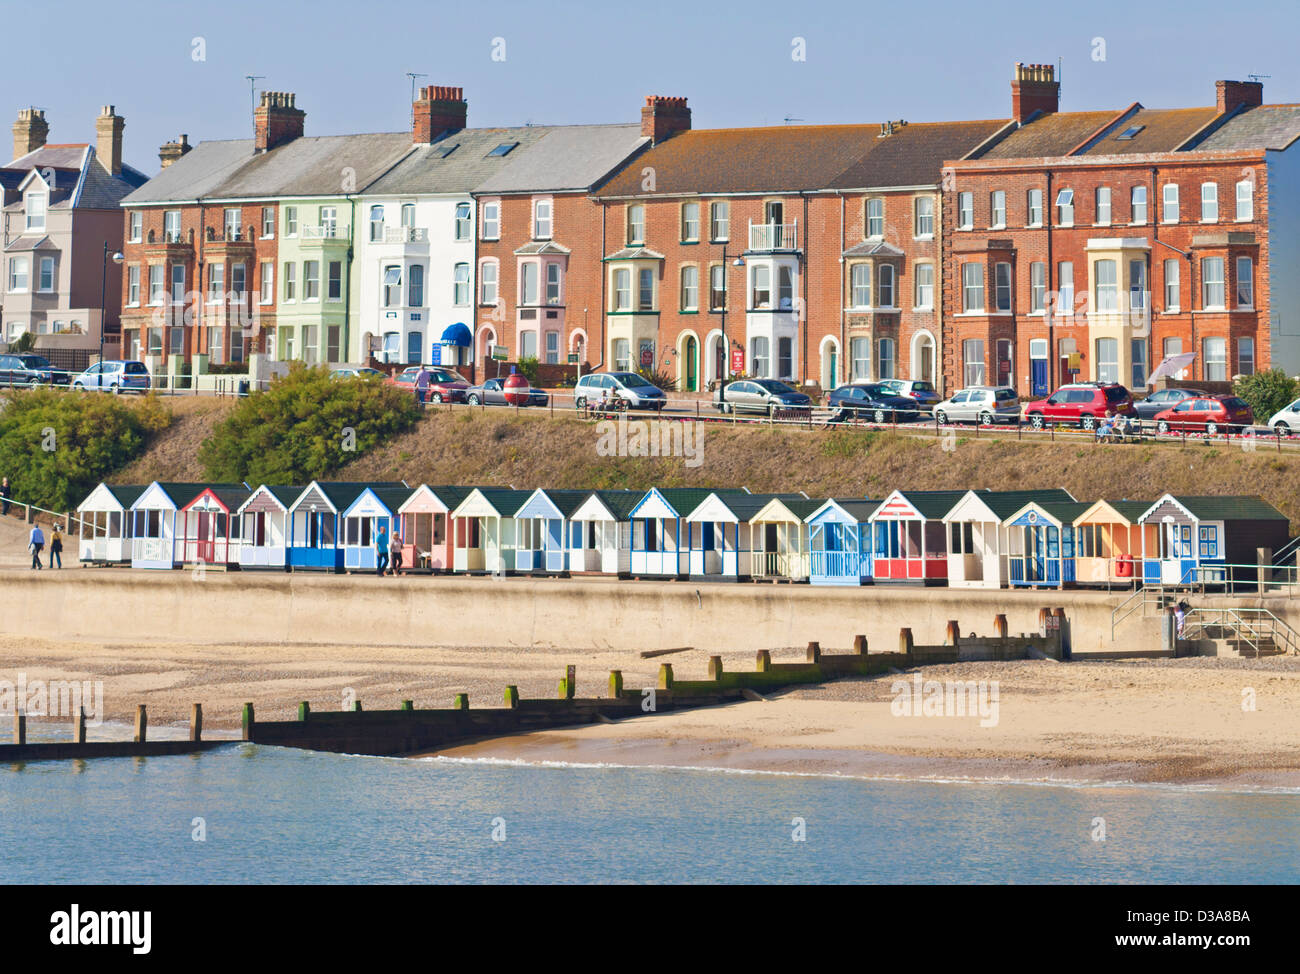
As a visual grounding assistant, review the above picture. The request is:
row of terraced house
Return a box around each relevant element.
[4,62,1300,395]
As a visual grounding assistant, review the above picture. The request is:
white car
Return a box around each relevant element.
[1266,397,1300,433]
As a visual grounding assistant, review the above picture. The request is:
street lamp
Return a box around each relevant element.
[99,242,123,364]
[718,247,745,392]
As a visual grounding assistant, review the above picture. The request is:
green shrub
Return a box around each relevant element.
[198,363,419,483]
[1234,369,1299,422]
[516,356,540,384]
[0,389,171,510]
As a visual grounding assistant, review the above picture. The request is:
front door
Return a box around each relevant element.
[196,511,214,563]
[685,336,698,391]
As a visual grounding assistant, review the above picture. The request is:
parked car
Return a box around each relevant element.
[1133,387,1206,421]
[933,386,1021,425]
[0,353,61,387]
[1022,383,1135,430]
[465,376,548,407]
[879,378,940,410]
[572,372,667,411]
[330,366,385,379]
[1152,395,1253,434]
[386,366,470,403]
[714,378,812,415]
[824,383,921,422]
[1267,397,1300,433]
[71,360,151,393]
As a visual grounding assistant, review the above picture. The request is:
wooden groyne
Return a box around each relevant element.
[0,703,225,762]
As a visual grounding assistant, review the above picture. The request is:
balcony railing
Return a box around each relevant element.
[302,225,350,240]
[748,221,799,251]
[382,225,428,243]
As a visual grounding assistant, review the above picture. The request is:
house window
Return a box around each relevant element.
[1236,180,1253,221]
[915,263,934,309]
[1201,183,1218,222]
[303,261,319,301]
[534,199,552,239]
[327,260,342,302]
[1162,184,1179,223]
[850,337,871,380]
[961,263,984,312]
[1027,188,1043,227]
[545,330,559,365]
[1237,336,1255,375]
[866,198,884,237]
[957,192,973,229]
[382,265,401,307]
[777,337,793,379]
[990,190,1006,228]
[709,202,729,241]
[1056,188,1074,226]
[400,203,415,229]
[638,267,654,311]
[209,326,224,364]
[284,207,297,237]
[1164,258,1180,311]
[208,263,224,302]
[164,210,182,242]
[451,262,469,305]
[1164,337,1183,360]
[850,264,871,307]
[260,261,273,304]
[1236,256,1253,307]
[479,261,498,304]
[1058,261,1074,314]
[680,265,698,310]
[364,205,382,242]
[613,338,631,371]
[519,330,537,361]
[878,338,895,380]
[169,327,184,356]
[1131,186,1148,223]
[442,202,466,241]
[262,206,274,238]
[751,337,770,377]
[231,262,246,300]
[1204,337,1227,381]
[147,265,163,305]
[613,268,631,310]
[1129,259,1147,313]
[326,325,341,364]
[283,263,296,301]
[751,265,771,308]
[481,201,499,240]
[627,205,645,245]
[1095,187,1111,225]
[709,265,726,310]
[1094,259,1118,312]
[319,206,338,237]
[681,202,699,242]
[914,196,934,237]
[878,264,895,308]
[1096,337,1119,383]
[1201,257,1225,309]
[224,208,241,240]
[994,262,1011,312]
[545,263,561,305]
[401,263,421,306]
[147,327,163,356]
[127,265,140,306]
[1131,339,1148,388]
[778,265,794,309]
[1199,526,1219,559]
[37,256,55,292]
[521,263,539,305]
[1030,262,1046,312]
[129,211,143,242]
[166,264,183,306]
[963,339,985,386]
[26,193,45,231]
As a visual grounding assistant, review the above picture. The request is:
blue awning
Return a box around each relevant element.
[440,322,472,346]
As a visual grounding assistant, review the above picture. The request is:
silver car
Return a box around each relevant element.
[933,386,1020,425]
[1267,397,1300,433]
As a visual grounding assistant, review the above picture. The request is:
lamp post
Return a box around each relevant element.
[718,245,746,393]
[99,242,123,365]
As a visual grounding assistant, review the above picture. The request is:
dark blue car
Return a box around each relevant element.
[825,383,920,422]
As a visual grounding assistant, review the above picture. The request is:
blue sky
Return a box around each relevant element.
[17,0,1300,172]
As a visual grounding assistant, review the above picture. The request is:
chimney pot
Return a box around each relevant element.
[254,91,305,152]
[11,107,48,161]
[159,133,191,169]
[413,85,467,144]
[640,95,691,145]
[1010,60,1059,124]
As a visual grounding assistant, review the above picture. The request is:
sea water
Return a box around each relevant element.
[2,744,1297,884]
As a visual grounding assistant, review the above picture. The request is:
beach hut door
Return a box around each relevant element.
[196,511,215,564]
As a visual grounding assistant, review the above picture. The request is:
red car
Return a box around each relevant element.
[386,366,470,403]
[1023,383,1136,430]
[1153,395,1253,434]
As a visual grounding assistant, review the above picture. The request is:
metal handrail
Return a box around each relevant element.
[1181,607,1299,657]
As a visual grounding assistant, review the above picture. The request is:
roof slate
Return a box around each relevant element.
[473,124,648,194]
[362,127,550,197]
[1076,107,1220,156]
[1194,105,1300,152]
[1173,495,1288,522]
[977,110,1121,159]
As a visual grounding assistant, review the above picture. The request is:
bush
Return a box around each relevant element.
[637,365,678,393]
[0,389,171,511]
[198,363,419,484]
[516,356,540,384]
[1234,369,1299,422]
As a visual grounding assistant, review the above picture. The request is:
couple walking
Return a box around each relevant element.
[28,522,64,570]
[373,524,404,576]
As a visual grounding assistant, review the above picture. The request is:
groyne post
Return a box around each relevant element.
[806,641,821,663]
[504,686,520,709]
[190,703,202,743]
[401,700,413,711]
[900,628,914,663]
[608,671,623,699]
[133,705,147,744]
[559,665,576,700]
[75,706,86,744]
[657,664,674,690]
[945,620,961,648]
[852,634,868,656]
[242,702,255,742]
[298,701,311,721]
[756,650,771,673]
[994,614,1008,638]
[453,693,469,710]
[13,710,25,746]
[707,655,723,680]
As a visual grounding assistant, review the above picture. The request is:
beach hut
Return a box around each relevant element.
[235,485,302,570]
[340,485,414,571]
[628,488,715,578]
[286,482,404,572]
[1071,499,1150,587]
[684,491,807,580]
[807,498,880,586]
[748,495,822,581]
[567,490,639,575]
[1003,499,1091,588]
[943,489,1075,589]
[1138,494,1290,586]
[76,483,143,565]
[397,486,473,573]
[512,489,591,574]
[869,490,967,583]
[179,485,252,568]
[128,482,234,570]
[450,488,533,574]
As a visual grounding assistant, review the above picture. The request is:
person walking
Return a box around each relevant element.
[389,529,403,575]
[28,522,45,570]
[415,365,431,407]
[49,525,63,569]
[1,477,11,516]
[375,523,389,577]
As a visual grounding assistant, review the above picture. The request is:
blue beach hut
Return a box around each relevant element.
[806,498,880,586]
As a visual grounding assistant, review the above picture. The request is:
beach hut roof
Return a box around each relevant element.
[453,487,534,517]
[105,484,146,508]
[1005,499,1092,527]
[186,485,253,512]
[589,489,644,519]
[631,486,720,519]
[78,483,145,512]
[806,497,881,523]
[236,484,303,515]
[1074,499,1153,525]
[750,495,826,523]
[515,488,593,519]
[946,488,1075,522]
[875,489,968,520]
[312,481,405,510]
[1169,495,1288,523]
[688,491,805,522]
[134,482,243,509]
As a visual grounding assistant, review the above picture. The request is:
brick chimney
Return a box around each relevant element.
[641,95,691,145]
[1011,63,1059,124]
[95,105,125,176]
[159,134,191,169]
[413,85,467,144]
[12,108,48,161]
[1216,80,1263,115]
[254,92,305,153]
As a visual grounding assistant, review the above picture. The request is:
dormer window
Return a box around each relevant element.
[25,193,45,232]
